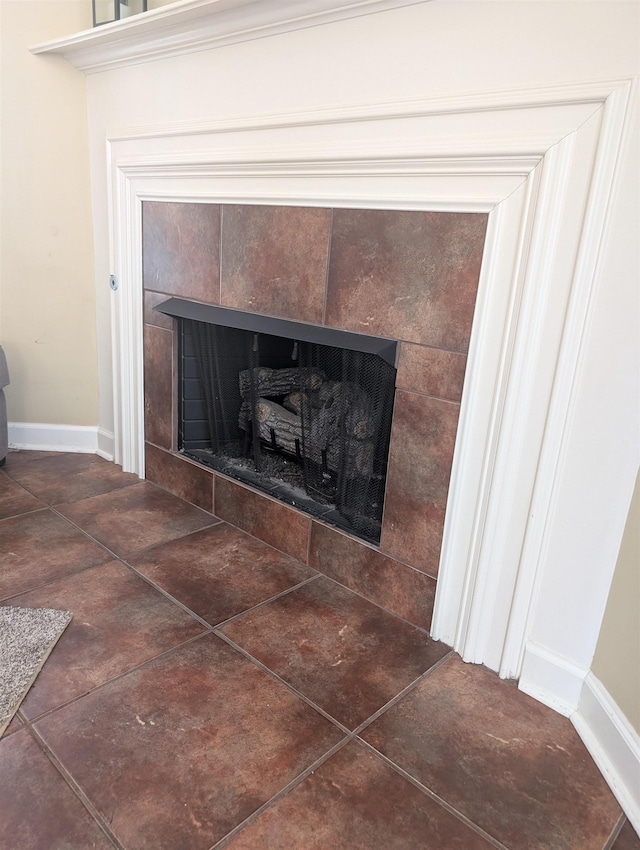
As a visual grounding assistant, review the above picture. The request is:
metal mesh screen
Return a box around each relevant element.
[179,318,396,545]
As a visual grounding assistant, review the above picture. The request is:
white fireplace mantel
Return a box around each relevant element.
[31,0,428,72]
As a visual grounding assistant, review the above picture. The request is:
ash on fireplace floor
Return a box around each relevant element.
[188,445,337,509]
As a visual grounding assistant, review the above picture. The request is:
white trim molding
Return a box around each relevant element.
[98,77,635,704]
[7,422,113,458]
[573,673,640,836]
[519,640,590,718]
[30,0,429,73]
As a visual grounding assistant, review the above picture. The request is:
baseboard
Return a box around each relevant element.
[96,427,115,461]
[572,673,640,835]
[7,422,111,456]
[518,640,589,717]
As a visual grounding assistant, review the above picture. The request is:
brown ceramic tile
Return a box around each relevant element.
[145,443,214,513]
[325,209,487,350]
[0,510,111,601]
[6,560,205,719]
[381,390,460,575]
[309,522,436,631]
[0,471,44,519]
[56,482,214,558]
[0,730,115,850]
[613,821,640,849]
[221,576,449,729]
[144,323,175,450]
[130,523,314,626]
[144,289,175,329]
[220,204,331,323]
[397,342,467,402]
[4,450,64,469]
[215,475,310,562]
[5,452,139,506]
[362,655,621,850]
[225,741,495,850]
[142,201,221,304]
[1,713,23,739]
[37,634,343,850]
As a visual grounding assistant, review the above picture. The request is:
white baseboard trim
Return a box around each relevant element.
[518,640,588,717]
[96,427,115,461]
[7,422,109,456]
[572,673,640,835]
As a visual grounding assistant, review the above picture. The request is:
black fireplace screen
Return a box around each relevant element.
[165,304,397,545]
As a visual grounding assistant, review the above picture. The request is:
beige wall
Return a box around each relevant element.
[592,470,640,731]
[0,0,97,426]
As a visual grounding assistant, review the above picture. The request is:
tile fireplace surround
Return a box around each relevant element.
[143,202,487,632]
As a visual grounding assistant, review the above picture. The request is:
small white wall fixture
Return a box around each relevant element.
[101,77,635,702]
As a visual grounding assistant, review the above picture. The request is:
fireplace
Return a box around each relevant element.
[142,201,487,631]
[157,298,398,545]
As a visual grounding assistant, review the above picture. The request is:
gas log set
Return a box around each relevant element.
[237,366,376,480]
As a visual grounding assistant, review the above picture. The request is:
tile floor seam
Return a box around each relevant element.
[48,502,222,561]
[603,814,629,850]
[355,737,511,850]
[1,461,141,506]
[0,458,628,850]
[316,571,434,636]
[208,500,312,564]
[47,506,132,560]
[209,736,352,850]
[210,573,321,630]
[0,507,47,523]
[310,520,440,581]
[117,518,225,564]
[350,648,457,737]
[0,504,49,526]
[24,630,212,727]
[122,558,319,632]
[213,629,354,735]
[24,724,126,850]
[122,560,222,630]
[0,548,114,605]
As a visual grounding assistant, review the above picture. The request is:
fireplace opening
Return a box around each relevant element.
[157,299,397,544]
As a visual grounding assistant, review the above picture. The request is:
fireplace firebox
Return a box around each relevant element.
[156,298,398,544]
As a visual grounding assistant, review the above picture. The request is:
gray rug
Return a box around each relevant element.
[0,606,72,736]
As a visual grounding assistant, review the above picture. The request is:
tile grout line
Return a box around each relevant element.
[0,465,141,508]
[602,813,627,850]
[209,737,352,850]
[355,737,511,850]
[213,629,354,735]
[21,631,211,728]
[209,574,320,631]
[47,501,221,562]
[25,724,126,850]
[351,648,456,737]
[314,571,435,637]
[122,557,321,635]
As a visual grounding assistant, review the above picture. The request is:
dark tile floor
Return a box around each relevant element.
[0,451,637,850]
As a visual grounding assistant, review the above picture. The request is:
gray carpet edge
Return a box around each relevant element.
[0,606,73,737]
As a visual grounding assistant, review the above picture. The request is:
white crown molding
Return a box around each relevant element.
[29,0,428,73]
